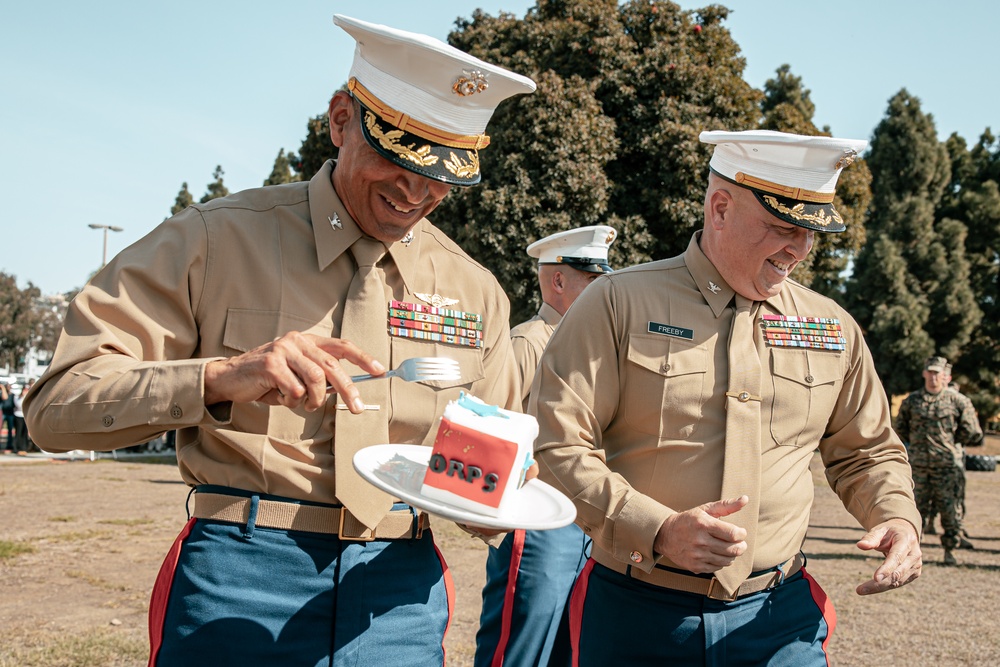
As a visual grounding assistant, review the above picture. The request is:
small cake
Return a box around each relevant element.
[421,392,537,516]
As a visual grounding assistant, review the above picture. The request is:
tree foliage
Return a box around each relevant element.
[295,109,338,179]
[171,182,194,216]
[937,130,1000,424]
[437,0,762,323]
[845,90,981,396]
[0,273,42,372]
[264,148,299,186]
[758,64,871,297]
[199,165,230,204]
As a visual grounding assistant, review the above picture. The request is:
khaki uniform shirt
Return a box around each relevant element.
[532,232,920,575]
[26,161,520,504]
[510,302,561,411]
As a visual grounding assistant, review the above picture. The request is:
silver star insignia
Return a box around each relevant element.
[328,213,342,230]
[415,292,459,308]
[708,281,722,294]
[401,231,414,245]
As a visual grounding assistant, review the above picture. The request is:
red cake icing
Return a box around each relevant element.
[422,416,519,510]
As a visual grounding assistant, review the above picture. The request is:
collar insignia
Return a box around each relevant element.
[401,231,414,245]
[708,281,722,294]
[415,292,460,308]
[329,213,342,230]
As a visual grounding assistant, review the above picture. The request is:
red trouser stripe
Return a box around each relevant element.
[802,567,837,666]
[434,540,456,665]
[147,518,195,667]
[567,557,596,667]
[490,528,527,667]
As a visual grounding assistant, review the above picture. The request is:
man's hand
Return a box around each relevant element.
[855,518,922,595]
[204,332,385,413]
[653,496,750,573]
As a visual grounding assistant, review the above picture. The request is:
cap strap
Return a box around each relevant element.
[349,78,491,150]
[734,171,835,204]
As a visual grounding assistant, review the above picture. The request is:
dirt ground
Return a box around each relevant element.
[2,437,999,667]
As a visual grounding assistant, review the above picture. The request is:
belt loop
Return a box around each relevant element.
[408,506,420,540]
[775,560,786,587]
[185,487,196,521]
[243,494,260,540]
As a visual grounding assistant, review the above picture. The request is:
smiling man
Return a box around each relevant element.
[26,14,534,667]
[530,130,923,665]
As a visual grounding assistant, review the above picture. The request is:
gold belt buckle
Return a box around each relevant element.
[338,509,376,542]
[706,578,740,602]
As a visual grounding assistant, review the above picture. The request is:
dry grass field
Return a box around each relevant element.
[1,436,998,667]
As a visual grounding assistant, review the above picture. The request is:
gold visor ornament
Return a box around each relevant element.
[835,149,858,170]
[453,69,489,96]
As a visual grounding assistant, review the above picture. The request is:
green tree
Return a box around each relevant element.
[938,130,1000,425]
[33,295,66,357]
[438,0,762,323]
[0,273,41,373]
[264,148,299,186]
[759,64,871,297]
[295,108,338,179]
[171,182,194,216]
[200,165,230,204]
[845,89,980,396]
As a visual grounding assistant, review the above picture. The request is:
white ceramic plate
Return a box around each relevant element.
[353,444,577,530]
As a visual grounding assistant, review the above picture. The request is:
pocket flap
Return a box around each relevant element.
[627,333,707,378]
[223,309,331,353]
[771,349,841,387]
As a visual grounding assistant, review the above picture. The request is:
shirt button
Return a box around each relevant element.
[661,363,671,372]
[170,405,183,419]
[630,550,643,563]
[805,375,815,383]
[101,415,115,428]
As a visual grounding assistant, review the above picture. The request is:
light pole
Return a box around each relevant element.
[87,224,124,267]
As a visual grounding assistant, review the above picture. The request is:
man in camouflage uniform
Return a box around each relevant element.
[922,363,979,544]
[896,356,983,565]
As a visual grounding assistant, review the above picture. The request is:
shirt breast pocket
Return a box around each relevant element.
[223,309,334,443]
[769,350,842,447]
[624,333,709,441]
[389,338,485,445]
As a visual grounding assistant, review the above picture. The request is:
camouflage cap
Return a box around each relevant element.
[925,356,948,372]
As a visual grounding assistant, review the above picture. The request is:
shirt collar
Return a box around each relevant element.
[309,159,425,294]
[538,301,562,326]
[684,230,788,316]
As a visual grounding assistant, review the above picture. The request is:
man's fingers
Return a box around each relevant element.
[311,336,386,376]
[276,334,388,412]
[703,495,750,519]
[854,519,922,595]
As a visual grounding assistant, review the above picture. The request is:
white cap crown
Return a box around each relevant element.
[527,225,617,274]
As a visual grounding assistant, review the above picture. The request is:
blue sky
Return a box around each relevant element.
[4,1,997,296]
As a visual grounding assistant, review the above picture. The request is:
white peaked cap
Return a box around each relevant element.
[700,130,868,232]
[527,225,617,274]
[334,14,536,140]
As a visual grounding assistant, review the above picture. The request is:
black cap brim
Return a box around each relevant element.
[357,103,482,187]
[544,260,613,274]
[752,191,846,233]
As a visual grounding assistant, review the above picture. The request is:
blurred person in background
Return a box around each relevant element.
[11,380,33,455]
[896,356,982,565]
[1,383,13,453]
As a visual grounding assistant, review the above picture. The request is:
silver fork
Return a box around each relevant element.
[326,357,461,392]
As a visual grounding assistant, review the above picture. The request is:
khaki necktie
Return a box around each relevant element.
[715,296,762,596]
[334,236,393,531]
